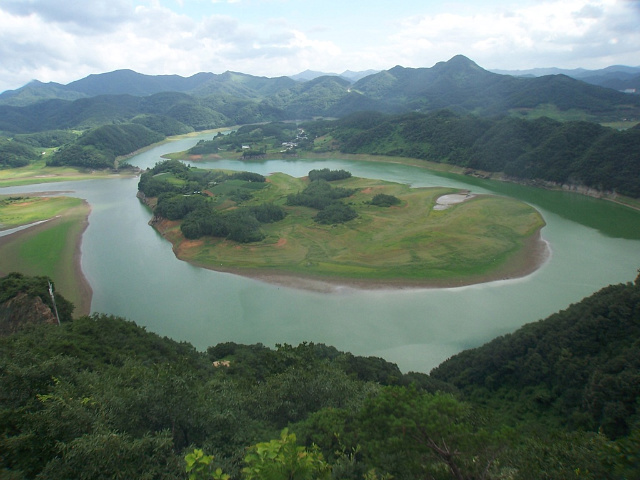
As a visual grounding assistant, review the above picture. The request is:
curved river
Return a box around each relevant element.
[3,133,640,372]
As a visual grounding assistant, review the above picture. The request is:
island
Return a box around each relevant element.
[138,160,547,291]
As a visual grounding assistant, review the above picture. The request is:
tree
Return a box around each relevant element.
[358,387,510,480]
[242,429,331,480]
[185,449,229,480]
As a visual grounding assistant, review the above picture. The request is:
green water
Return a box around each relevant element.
[3,134,639,372]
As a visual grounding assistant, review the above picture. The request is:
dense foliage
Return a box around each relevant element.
[1,273,639,479]
[308,168,352,182]
[285,173,358,225]
[308,111,640,197]
[47,123,164,169]
[180,206,276,243]
[431,279,640,441]
[286,179,356,210]
[138,160,281,242]
[0,140,39,168]
[370,193,401,207]
[12,130,78,148]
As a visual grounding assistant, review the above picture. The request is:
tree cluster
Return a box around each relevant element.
[431,281,640,440]
[0,140,39,168]
[47,123,164,169]
[0,272,74,324]
[308,168,352,182]
[180,205,283,243]
[286,174,358,224]
[188,122,312,157]
[370,193,401,207]
[139,161,279,243]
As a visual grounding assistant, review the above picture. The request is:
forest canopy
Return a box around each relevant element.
[1,272,639,479]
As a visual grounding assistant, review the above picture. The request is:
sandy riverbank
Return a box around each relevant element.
[0,204,93,316]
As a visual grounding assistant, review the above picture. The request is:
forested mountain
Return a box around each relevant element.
[47,123,164,169]
[493,64,640,92]
[1,56,638,125]
[0,69,296,107]
[350,55,640,118]
[66,69,217,97]
[2,55,639,196]
[306,111,640,197]
[1,272,638,479]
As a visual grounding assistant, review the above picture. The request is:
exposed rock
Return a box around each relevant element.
[0,293,58,336]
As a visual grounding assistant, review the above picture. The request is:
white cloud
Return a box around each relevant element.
[382,0,640,70]
[0,0,638,93]
[1,0,135,34]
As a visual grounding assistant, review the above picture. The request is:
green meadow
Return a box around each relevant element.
[0,196,84,230]
[0,196,91,314]
[162,173,545,285]
[0,158,127,188]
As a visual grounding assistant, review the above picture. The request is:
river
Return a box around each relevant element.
[2,133,640,373]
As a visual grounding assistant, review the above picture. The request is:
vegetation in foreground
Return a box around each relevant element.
[139,161,545,284]
[0,272,638,479]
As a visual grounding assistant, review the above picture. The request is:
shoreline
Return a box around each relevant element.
[0,204,93,316]
[172,229,550,294]
[191,150,640,212]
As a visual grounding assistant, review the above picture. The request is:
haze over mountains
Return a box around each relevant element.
[1,55,638,134]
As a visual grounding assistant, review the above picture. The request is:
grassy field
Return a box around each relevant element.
[0,195,85,230]
[0,158,132,188]
[158,173,546,285]
[0,196,91,315]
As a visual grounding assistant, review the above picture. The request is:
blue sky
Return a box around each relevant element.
[1,0,639,92]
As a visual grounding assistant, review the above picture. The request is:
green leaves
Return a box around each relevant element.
[242,429,331,480]
[185,449,230,480]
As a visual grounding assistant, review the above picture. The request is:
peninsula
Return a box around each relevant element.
[139,161,547,291]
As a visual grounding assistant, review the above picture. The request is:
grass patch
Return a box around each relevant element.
[0,196,84,230]
[0,158,130,187]
[159,172,546,284]
[0,198,91,314]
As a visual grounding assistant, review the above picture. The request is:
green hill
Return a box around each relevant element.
[308,111,640,198]
[2,55,638,130]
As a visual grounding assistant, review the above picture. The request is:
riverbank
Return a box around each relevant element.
[0,201,92,316]
[187,149,640,212]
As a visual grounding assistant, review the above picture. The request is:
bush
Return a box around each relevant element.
[314,202,358,224]
[370,193,400,207]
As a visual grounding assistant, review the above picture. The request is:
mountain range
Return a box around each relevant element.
[492,64,640,92]
[1,55,639,134]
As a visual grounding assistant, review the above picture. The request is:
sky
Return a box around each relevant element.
[1,0,639,93]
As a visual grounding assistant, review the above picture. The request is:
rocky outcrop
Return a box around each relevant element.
[0,293,58,336]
